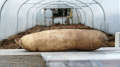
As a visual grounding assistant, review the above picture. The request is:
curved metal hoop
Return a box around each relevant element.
[0,0,8,24]
[93,0,107,32]
[17,0,95,29]
[0,0,106,32]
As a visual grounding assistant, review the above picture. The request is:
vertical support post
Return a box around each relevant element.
[51,9,54,25]
[62,8,64,24]
[44,9,46,26]
[75,8,80,24]
[71,8,74,24]
[115,32,120,47]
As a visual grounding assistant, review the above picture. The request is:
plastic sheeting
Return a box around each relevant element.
[0,0,120,40]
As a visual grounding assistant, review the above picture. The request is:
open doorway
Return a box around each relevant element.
[44,8,73,26]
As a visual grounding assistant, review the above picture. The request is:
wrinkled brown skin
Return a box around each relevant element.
[19,29,108,52]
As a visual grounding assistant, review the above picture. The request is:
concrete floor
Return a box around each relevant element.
[0,47,120,67]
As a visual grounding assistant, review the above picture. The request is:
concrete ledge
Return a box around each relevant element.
[0,47,120,67]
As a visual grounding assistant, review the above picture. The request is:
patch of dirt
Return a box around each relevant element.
[0,24,115,49]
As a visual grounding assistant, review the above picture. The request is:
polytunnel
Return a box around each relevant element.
[0,0,120,40]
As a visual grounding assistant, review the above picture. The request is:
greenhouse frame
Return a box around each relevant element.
[0,0,119,40]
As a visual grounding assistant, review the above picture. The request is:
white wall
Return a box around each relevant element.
[79,0,120,34]
[0,0,27,40]
[97,0,120,34]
